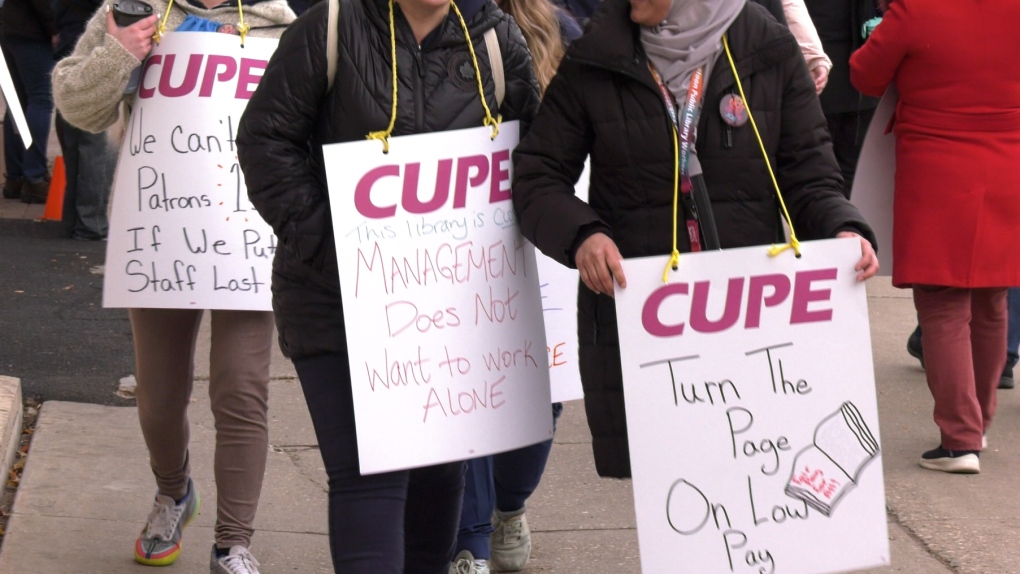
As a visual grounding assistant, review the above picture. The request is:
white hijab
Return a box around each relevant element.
[641,0,746,101]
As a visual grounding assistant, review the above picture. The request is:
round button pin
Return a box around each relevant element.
[720,94,749,127]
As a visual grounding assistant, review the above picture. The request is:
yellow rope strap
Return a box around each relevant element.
[153,0,250,46]
[451,1,501,139]
[662,124,681,283]
[367,0,502,152]
[366,0,399,153]
[236,0,250,46]
[155,0,174,43]
[721,34,801,258]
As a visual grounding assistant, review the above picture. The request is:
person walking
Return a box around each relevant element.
[512,0,878,480]
[851,0,1020,474]
[51,0,295,571]
[447,3,576,573]
[0,0,56,204]
[803,0,879,199]
[53,0,117,240]
[235,0,541,571]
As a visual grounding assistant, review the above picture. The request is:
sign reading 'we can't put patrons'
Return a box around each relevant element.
[104,32,277,310]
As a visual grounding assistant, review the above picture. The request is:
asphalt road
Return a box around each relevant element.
[0,219,135,405]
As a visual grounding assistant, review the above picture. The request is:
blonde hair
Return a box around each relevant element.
[500,0,566,93]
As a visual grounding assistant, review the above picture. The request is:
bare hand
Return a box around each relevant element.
[811,65,830,94]
[837,231,879,281]
[106,9,158,62]
[575,232,627,297]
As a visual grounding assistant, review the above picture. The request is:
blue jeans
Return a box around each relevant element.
[293,353,465,574]
[457,402,563,560]
[1007,288,1020,368]
[57,113,116,239]
[1,36,55,183]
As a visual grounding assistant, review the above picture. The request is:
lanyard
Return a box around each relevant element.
[649,63,705,252]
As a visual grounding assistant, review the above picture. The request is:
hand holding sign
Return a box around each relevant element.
[835,231,879,281]
[576,232,627,297]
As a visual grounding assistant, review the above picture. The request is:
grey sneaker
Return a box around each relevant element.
[211,545,262,574]
[490,508,531,572]
[134,478,200,565]
[449,550,490,574]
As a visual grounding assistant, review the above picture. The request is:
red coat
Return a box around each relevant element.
[850,0,1020,288]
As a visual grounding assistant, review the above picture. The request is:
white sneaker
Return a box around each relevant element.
[210,545,261,574]
[449,550,490,574]
[490,508,531,571]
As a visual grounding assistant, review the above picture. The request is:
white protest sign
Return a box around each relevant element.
[535,160,590,403]
[616,238,888,574]
[103,32,277,310]
[0,51,32,149]
[850,88,897,276]
[323,123,553,474]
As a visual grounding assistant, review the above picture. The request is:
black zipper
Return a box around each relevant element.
[395,12,427,133]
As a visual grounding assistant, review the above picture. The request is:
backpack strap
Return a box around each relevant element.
[483,28,504,108]
[326,0,340,92]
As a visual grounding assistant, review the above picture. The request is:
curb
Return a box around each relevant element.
[0,376,23,479]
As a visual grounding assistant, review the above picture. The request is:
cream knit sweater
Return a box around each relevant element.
[53,0,294,133]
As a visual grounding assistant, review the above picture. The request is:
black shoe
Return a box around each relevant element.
[1000,364,1015,389]
[2,176,23,199]
[20,178,48,204]
[907,326,924,369]
[919,445,980,474]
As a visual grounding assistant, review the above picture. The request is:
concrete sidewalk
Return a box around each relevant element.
[0,278,1017,573]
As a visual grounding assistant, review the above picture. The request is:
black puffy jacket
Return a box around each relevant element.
[237,0,540,360]
[512,0,875,478]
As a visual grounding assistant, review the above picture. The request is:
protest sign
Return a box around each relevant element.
[615,239,888,574]
[104,33,277,310]
[850,88,896,276]
[535,161,590,403]
[322,123,554,474]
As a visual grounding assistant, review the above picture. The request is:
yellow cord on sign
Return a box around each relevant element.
[663,124,681,283]
[722,34,801,258]
[367,0,502,152]
[155,0,174,43]
[236,0,251,46]
[451,1,501,139]
[366,0,399,152]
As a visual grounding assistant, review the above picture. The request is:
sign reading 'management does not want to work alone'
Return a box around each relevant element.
[616,239,889,574]
[104,33,277,310]
[323,123,553,474]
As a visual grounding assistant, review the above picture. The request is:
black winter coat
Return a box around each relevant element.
[53,0,101,58]
[237,0,540,360]
[512,0,875,478]
[804,0,879,115]
[1,0,56,43]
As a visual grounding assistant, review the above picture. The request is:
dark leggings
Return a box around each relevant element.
[294,353,466,574]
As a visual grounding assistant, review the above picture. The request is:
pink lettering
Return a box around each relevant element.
[235,58,267,99]
[138,55,162,99]
[745,274,791,328]
[199,55,238,97]
[642,283,689,337]
[689,278,744,333]
[453,155,489,208]
[355,165,400,219]
[489,150,511,203]
[158,54,203,97]
[790,268,837,324]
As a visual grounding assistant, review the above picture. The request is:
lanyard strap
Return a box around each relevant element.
[649,64,705,253]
